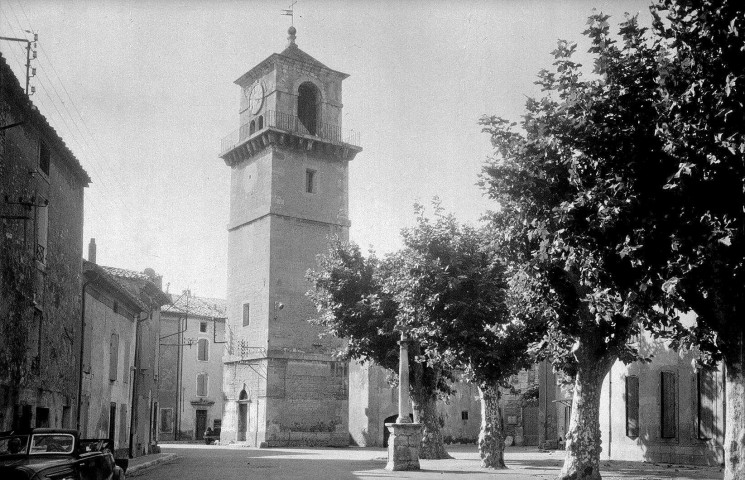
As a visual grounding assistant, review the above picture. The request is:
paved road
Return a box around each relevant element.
[135,444,723,480]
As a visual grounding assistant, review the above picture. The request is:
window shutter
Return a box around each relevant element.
[109,333,119,382]
[698,370,716,439]
[197,373,208,396]
[198,338,208,361]
[661,371,677,438]
[625,376,639,438]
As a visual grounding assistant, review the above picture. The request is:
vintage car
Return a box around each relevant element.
[0,428,128,480]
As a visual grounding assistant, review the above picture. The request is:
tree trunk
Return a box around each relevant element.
[558,353,615,480]
[478,384,506,469]
[409,352,451,460]
[410,388,452,459]
[723,332,744,480]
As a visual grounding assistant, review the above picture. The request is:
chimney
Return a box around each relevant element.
[143,267,163,289]
[88,238,96,264]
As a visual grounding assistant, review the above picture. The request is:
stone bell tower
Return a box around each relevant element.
[219,27,362,446]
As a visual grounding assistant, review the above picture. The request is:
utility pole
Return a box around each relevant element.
[0,32,38,95]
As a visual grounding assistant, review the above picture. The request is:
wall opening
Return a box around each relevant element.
[297,82,320,135]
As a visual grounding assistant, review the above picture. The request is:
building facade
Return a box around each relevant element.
[80,254,144,458]
[539,315,725,466]
[219,27,361,447]
[158,292,226,441]
[0,52,90,433]
[96,264,170,457]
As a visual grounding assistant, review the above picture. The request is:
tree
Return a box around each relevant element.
[481,14,677,480]
[306,240,453,459]
[649,2,745,478]
[391,204,536,468]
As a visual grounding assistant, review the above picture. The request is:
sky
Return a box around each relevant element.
[0,0,654,299]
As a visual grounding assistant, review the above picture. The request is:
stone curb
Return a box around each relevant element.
[126,453,179,477]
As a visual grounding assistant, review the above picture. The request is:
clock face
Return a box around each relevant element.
[248,82,264,114]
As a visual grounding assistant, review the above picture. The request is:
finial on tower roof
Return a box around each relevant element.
[288,25,297,47]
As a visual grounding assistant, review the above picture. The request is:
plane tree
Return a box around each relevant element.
[306,240,454,459]
[480,13,678,480]
[649,2,745,478]
[390,204,537,468]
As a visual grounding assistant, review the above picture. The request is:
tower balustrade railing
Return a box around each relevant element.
[220,110,360,156]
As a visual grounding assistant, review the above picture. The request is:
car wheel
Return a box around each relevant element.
[113,465,126,480]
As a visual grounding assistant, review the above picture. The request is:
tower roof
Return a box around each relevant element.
[234,27,348,87]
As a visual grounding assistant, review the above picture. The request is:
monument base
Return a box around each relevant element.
[385,422,423,471]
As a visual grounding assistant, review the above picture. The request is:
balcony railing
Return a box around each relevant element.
[220,110,360,156]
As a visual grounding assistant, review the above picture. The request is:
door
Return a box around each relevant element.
[522,405,539,445]
[195,410,207,440]
[237,404,247,442]
[108,403,117,441]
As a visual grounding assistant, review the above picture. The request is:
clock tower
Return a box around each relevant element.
[219,27,361,446]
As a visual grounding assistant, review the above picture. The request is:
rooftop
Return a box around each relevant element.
[162,292,227,319]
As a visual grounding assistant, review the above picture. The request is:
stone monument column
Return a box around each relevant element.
[385,332,423,471]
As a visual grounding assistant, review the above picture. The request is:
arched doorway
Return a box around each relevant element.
[238,389,248,442]
[297,82,320,135]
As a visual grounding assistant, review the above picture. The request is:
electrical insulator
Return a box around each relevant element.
[30,86,36,95]
[31,68,36,76]
[33,33,38,41]
[33,42,37,48]
[32,51,37,59]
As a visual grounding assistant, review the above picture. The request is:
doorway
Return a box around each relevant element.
[237,389,248,442]
[108,403,116,441]
[195,410,207,440]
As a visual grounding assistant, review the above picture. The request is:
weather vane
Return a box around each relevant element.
[281,1,298,26]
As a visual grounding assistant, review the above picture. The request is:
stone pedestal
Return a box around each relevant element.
[385,422,423,471]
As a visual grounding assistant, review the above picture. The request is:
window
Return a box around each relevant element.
[200,321,208,333]
[660,371,677,438]
[305,168,316,194]
[242,303,250,327]
[159,408,173,434]
[123,339,130,384]
[258,115,264,130]
[109,333,119,382]
[697,370,716,440]
[625,376,639,438]
[108,403,116,441]
[39,140,50,176]
[461,411,469,421]
[249,119,256,135]
[197,373,208,397]
[35,407,49,428]
[197,338,209,361]
[34,200,48,265]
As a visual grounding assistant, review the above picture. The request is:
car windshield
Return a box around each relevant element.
[28,433,75,455]
[0,435,30,455]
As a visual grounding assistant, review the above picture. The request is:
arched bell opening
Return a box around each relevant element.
[249,120,256,136]
[297,82,320,136]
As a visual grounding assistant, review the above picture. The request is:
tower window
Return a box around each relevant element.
[297,82,320,135]
[242,303,250,327]
[196,373,208,397]
[306,169,317,194]
[461,411,469,420]
[258,115,264,130]
[249,120,256,135]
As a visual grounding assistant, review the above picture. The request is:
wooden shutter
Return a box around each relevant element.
[625,376,639,437]
[198,339,208,361]
[197,373,208,396]
[698,370,716,439]
[109,333,119,381]
[661,371,677,438]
